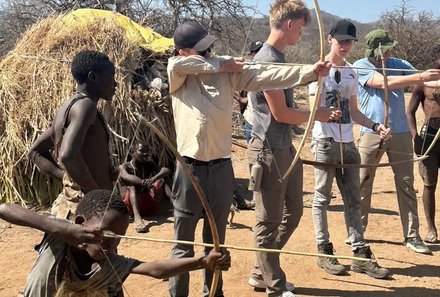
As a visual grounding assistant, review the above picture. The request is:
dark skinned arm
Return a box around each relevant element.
[0,203,102,247]
[406,85,425,155]
[148,167,171,184]
[130,249,230,279]
[119,163,144,187]
[28,128,64,181]
[59,99,99,192]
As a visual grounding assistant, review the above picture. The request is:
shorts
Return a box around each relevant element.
[123,181,163,216]
[419,134,440,186]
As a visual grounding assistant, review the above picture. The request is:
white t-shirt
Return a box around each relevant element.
[243,93,254,125]
[309,62,358,143]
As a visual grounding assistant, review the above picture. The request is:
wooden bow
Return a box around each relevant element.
[420,83,440,158]
[280,0,325,182]
[142,118,221,297]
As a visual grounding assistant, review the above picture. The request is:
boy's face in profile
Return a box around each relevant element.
[94,62,117,101]
[78,209,129,261]
[434,57,440,69]
[133,145,152,163]
[286,18,305,46]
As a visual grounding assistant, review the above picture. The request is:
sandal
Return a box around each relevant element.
[135,222,149,233]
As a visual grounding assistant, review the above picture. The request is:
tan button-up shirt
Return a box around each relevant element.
[168,55,317,161]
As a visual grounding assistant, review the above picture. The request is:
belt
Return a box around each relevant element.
[182,156,230,166]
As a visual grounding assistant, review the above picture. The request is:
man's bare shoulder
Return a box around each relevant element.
[52,95,98,140]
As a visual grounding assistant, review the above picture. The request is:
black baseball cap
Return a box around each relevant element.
[249,40,264,54]
[329,20,358,41]
[173,20,218,51]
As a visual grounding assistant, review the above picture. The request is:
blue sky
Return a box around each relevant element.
[245,0,439,23]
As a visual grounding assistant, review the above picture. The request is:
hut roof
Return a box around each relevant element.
[0,9,176,205]
[60,8,174,54]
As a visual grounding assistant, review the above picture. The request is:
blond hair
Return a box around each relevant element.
[269,0,311,28]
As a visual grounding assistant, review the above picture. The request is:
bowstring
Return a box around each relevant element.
[334,68,345,174]
[237,0,284,181]
[263,136,283,181]
[420,80,439,156]
[99,119,142,229]
[244,60,425,73]
[419,95,434,156]
[101,247,133,297]
[240,0,261,57]
[95,118,142,296]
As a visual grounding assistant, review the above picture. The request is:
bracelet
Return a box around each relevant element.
[372,122,380,132]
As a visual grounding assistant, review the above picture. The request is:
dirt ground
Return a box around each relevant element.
[1,99,440,296]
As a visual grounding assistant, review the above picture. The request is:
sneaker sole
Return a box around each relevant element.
[248,278,295,292]
[404,243,432,255]
[248,278,265,291]
[350,264,390,279]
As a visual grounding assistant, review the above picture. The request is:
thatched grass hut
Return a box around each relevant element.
[0,9,176,205]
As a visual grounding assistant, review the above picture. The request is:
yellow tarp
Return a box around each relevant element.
[60,8,174,53]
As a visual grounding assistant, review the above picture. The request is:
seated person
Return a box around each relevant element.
[0,189,230,296]
[119,140,171,233]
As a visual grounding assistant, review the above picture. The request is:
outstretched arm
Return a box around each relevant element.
[28,128,64,181]
[0,203,102,247]
[131,249,230,279]
[366,69,440,90]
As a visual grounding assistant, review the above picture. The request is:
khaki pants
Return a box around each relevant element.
[248,138,303,296]
[358,132,419,238]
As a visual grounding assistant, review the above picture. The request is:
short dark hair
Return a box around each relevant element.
[71,50,113,84]
[76,189,128,220]
[134,139,147,150]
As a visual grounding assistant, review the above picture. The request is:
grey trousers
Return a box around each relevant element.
[311,138,366,250]
[169,159,234,297]
[358,132,420,238]
[248,138,303,297]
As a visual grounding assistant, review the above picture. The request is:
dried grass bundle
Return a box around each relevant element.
[0,11,176,205]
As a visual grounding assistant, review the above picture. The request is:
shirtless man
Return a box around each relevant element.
[119,140,171,233]
[406,45,440,243]
[28,50,116,218]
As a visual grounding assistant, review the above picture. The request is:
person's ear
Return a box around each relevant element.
[286,19,292,30]
[327,35,333,44]
[74,215,85,225]
[87,71,97,82]
[178,49,188,57]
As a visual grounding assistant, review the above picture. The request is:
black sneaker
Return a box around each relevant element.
[404,236,432,254]
[351,246,390,279]
[317,243,346,275]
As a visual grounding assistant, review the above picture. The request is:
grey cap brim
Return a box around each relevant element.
[192,34,218,51]
[333,34,358,41]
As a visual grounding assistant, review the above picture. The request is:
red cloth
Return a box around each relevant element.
[123,186,159,216]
